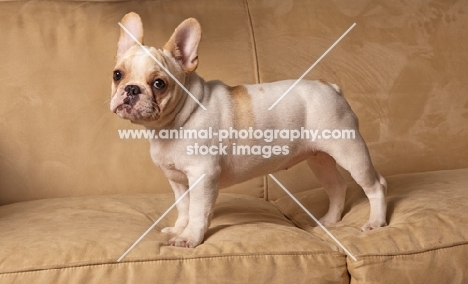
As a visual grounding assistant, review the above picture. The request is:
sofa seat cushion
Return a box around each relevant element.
[0,193,347,283]
[274,168,468,283]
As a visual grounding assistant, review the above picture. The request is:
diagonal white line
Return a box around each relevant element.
[118,22,207,111]
[117,173,206,262]
[268,174,357,261]
[268,23,356,110]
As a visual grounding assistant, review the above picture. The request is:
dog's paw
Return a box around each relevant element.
[167,227,204,248]
[360,220,387,232]
[161,226,185,236]
[167,235,200,248]
[319,213,340,227]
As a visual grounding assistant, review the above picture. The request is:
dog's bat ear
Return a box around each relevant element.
[117,12,144,60]
[163,18,202,73]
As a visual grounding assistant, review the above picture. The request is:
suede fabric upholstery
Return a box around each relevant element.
[0,0,467,283]
[0,194,347,283]
[274,169,468,283]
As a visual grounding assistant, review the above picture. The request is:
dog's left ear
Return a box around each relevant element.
[163,18,201,73]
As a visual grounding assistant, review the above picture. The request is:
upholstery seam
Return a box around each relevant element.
[243,0,260,84]
[242,0,265,200]
[0,252,346,276]
[353,241,468,259]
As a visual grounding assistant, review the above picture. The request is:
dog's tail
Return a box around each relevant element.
[319,79,343,97]
[329,83,343,97]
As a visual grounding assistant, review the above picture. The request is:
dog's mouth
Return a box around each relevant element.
[116,103,132,113]
[113,92,137,117]
[113,96,160,122]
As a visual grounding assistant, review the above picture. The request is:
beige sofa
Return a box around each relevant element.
[1,0,467,283]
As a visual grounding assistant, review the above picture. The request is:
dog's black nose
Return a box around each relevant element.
[125,85,141,96]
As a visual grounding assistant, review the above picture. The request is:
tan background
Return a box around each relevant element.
[1,0,467,204]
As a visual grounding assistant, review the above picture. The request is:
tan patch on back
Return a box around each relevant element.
[229,85,255,130]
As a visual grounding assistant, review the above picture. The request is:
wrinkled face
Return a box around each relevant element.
[110,13,201,125]
[110,46,182,123]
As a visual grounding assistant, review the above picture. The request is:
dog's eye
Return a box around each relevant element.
[153,79,166,90]
[113,70,123,81]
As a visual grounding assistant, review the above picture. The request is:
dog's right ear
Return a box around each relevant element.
[117,12,144,60]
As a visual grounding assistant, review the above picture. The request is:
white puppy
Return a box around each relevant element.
[110,13,387,248]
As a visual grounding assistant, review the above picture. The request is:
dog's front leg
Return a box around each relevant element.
[162,180,190,237]
[167,171,219,248]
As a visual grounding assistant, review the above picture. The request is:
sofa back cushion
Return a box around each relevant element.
[2,0,467,203]
[0,0,263,204]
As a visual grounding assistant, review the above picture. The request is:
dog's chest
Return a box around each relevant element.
[149,140,189,184]
[160,163,188,185]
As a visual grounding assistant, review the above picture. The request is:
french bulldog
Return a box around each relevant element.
[110,12,387,248]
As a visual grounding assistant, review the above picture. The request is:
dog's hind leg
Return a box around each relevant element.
[322,134,387,231]
[307,151,347,226]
